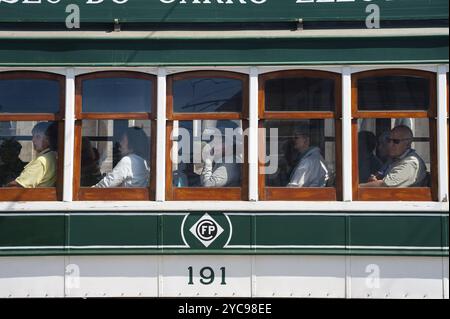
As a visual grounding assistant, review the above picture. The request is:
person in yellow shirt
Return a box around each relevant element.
[7,122,58,188]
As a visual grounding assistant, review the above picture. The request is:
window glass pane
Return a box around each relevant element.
[263,119,335,187]
[0,121,58,188]
[358,118,430,187]
[81,120,151,187]
[173,78,243,113]
[265,77,335,112]
[0,79,60,113]
[358,76,430,111]
[171,120,243,187]
[82,78,152,113]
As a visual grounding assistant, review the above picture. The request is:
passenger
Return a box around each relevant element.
[0,139,27,187]
[287,124,329,187]
[93,127,150,188]
[358,131,382,183]
[200,129,241,187]
[360,125,427,188]
[80,137,102,187]
[7,122,58,188]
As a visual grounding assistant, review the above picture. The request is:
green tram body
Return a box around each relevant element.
[0,0,448,298]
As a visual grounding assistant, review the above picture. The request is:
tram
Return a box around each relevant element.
[0,0,448,299]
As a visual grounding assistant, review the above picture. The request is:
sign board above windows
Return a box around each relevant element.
[0,0,447,24]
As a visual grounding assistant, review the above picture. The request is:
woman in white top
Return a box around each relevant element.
[94,127,150,188]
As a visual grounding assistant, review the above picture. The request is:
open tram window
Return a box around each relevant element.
[352,69,437,201]
[0,72,64,201]
[74,72,156,201]
[166,71,248,200]
[259,70,342,201]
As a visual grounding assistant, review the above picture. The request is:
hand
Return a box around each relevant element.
[367,174,378,183]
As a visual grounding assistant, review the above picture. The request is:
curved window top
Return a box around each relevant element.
[172,77,243,113]
[357,75,430,111]
[82,77,153,113]
[265,77,336,112]
[0,79,60,114]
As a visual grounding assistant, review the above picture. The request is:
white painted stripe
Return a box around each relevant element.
[248,67,259,202]
[0,212,447,217]
[1,246,446,250]
[437,66,449,203]
[342,67,353,202]
[0,201,447,212]
[63,68,75,202]
[156,68,167,202]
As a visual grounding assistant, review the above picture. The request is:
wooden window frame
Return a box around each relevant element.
[73,71,157,201]
[352,69,438,202]
[166,71,249,201]
[0,71,65,201]
[258,70,342,201]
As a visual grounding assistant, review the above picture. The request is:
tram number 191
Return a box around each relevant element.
[188,266,227,286]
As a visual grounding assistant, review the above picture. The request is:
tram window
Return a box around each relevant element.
[259,71,341,201]
[74,72,156,201]
[172,120,243,188]
[265,77,335,112]
[358,76,430,111]
[82,77,153,113]
[167,71,248,201]
[172,77,243,114]
[0,72,64,201]
[80,120,151,188]
[0,79,60,114]
[352,69,437,201]
[357,118,431,187]
[0,121,58,188]
[263,119,336,188]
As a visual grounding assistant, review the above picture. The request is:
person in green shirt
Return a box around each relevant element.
[7,122,58,188]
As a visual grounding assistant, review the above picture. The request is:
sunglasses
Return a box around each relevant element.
[387,138,411,145]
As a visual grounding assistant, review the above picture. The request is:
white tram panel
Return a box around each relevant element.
[349,256,445,299]
[253,256,346,298]
[0,257,64,298]
[64,256,159,298]
[160,256,252,297]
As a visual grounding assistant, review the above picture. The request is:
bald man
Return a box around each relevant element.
[360,125,427,188]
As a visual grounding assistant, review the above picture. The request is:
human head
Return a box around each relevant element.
[292,123,310,154]
[119,127,150,160]
[0,139,22,163]
[388,125,413,158]
[31,122,58,153]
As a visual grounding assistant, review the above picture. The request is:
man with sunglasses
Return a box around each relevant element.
[360,125,427,188]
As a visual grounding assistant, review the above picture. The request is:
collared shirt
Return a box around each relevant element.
[94,153,150,188]
[15,148,57,188]
[383,148,427,187]
[288,147,329,187]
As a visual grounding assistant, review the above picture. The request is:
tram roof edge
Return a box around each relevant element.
[0,28,448,40]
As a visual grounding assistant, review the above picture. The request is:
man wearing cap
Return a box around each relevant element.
[287,124,329,187]
[360,125,427,188]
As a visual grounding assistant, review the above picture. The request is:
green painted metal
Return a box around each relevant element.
[68,215,159,248]
[254,215,345,246]
[0,0,447,23]
[348,216,443,248]
[0,215,65,249]
[0,35,447,66]
[0,213,448,257]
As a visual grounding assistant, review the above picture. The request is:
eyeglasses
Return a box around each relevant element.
[387,138,411,145]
